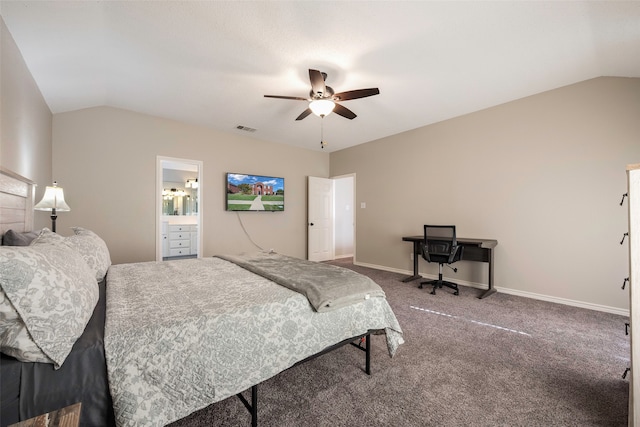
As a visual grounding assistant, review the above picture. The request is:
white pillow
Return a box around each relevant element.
[68,227,111,281]
[31,227,111,281]
[0,243,98,368]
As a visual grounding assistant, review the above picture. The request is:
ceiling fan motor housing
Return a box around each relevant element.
[311,85,334,99]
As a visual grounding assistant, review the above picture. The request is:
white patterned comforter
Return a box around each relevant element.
[104,257,403,427]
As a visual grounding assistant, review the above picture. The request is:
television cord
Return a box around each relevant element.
[236,212,265,252]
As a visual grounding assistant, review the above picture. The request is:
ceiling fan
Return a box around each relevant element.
[264,69,380,121]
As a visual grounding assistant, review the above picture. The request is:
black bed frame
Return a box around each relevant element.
[235,331,374,427]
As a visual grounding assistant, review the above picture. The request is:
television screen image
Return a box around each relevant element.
[226,173,285,211]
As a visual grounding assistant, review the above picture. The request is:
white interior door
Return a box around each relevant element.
[308,176,334,262]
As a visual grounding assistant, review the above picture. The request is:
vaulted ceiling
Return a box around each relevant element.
[2,1,639,152]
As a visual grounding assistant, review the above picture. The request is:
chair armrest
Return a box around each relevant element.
[448,245,463,264]
[419,242,431,262]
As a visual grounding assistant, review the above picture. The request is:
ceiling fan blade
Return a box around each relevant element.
[264,95,309,101]
[333,103,357,120]
[295,108,313,121]
[333,88,380,101]
[309,69,326,97]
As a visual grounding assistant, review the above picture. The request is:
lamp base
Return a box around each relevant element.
[50,210,57,233]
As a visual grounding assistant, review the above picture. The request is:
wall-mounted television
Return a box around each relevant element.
[226,173,285,211]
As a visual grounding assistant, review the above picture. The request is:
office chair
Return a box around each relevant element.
[419,225,464,296]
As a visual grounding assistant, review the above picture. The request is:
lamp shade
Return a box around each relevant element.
[34,182,71,212]
[309,99,335,117]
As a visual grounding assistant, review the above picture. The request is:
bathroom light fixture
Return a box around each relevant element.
[163,188,187,198]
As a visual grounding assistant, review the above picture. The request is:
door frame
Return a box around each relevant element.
[331,173,356,261]
[156,156,203,261]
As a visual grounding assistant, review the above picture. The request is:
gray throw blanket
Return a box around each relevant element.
[216,252,386,312]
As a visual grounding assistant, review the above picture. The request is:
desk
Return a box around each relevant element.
[402,236,498,299]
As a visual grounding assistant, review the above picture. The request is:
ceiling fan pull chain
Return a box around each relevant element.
[320,118,326,149]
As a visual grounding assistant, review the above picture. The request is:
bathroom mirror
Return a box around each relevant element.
[162,170,198,216]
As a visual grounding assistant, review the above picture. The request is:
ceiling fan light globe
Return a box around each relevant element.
[309,99,335,117]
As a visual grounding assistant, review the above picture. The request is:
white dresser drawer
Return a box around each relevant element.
[169,231,190,240]
[169,239,190,248]
[169,247,191,257]
[168,225,190,233]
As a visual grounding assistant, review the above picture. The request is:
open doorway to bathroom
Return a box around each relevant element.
[156,156,203,261]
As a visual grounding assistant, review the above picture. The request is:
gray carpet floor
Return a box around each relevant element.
[169,259,629,426]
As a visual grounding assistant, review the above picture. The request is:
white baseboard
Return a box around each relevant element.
[353,261,629,317]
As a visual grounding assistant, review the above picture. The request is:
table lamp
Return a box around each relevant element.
[34,181,70,232]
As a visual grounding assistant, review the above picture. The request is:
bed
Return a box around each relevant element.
[0,168,404,427]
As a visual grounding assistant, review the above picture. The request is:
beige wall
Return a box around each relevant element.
[331,77,640,313]
[0,18,52,231]
[52,106,329,264]
[3,15,638,312]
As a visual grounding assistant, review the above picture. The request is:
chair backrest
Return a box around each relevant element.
[422,225,459,264]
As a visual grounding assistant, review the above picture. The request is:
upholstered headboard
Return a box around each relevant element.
[0,167,36,234]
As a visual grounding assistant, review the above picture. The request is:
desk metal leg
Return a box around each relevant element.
[479,247,497,299]
[402,241,422,282]
[479,288,497,299]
